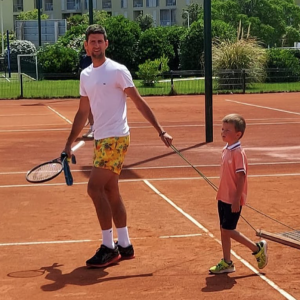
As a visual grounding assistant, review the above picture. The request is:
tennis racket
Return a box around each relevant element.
[26,141,85,185]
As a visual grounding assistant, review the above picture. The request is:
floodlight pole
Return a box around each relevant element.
[89,0,93,24]
[204,0,213,143]
[1,0,4,55]
[37,0,42,46]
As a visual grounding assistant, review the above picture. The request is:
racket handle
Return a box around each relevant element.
[71,141,85,152]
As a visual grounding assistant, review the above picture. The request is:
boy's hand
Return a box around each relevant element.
[231,201,240,213]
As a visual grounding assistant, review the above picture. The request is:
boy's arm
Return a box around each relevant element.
[232,171,246,212]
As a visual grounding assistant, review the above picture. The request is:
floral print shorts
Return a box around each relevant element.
[93,136,130,175]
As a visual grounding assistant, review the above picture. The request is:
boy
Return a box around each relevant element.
[209,114,268,274]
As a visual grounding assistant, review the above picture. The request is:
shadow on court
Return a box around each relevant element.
[202,273,258,292]
[32,263,153,291]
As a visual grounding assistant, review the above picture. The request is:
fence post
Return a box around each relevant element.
[242,69,246,94]
[20,73,23,98]
[170,70,174,91]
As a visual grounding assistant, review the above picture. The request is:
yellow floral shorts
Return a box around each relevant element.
[93,136,130,175]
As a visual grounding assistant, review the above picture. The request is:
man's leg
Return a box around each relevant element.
[85,167,121,267]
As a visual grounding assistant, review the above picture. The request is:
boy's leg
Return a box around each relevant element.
[209,201,236,274]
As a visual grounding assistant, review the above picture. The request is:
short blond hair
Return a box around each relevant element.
[222,114,246,139]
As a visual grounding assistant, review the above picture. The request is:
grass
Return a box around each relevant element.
[1,77,300,99]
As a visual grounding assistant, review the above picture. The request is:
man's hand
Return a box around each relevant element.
[160,132,173,147]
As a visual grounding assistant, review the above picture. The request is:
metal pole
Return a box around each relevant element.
[89,0,93,25]
[204,0,213,143]
[0,0,4,55]
[37,0,41,46]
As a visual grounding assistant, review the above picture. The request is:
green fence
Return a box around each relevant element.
[1,69,300,99]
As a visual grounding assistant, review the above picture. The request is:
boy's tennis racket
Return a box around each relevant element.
[26,141,85,185]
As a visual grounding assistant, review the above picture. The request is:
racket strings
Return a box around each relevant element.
[27,162,62,182]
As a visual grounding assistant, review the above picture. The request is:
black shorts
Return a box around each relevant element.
[218,200,242,230]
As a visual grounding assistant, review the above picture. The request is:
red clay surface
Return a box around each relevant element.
[0,93,300,300]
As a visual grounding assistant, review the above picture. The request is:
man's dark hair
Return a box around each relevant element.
[85,24,107,41]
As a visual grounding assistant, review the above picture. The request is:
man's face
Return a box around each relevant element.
[84,33,108,60]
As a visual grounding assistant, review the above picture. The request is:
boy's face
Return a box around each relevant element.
[221,122,242,145]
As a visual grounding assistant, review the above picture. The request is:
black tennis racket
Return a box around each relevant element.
[26,141,85,185]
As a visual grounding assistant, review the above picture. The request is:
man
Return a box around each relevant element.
[63,24,173,268]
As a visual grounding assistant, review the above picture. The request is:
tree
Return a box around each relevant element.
[211,0,300,47]
[135,14,154,31]
[179,20,204,70]
[182,3,203,27]
[136,27,174,70]
[104,16,141,73]
[16,9,48,20]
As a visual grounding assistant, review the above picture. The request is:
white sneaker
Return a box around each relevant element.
[82,128,94,139]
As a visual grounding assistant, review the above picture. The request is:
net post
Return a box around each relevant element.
[20,73,23,99]
[204,0,213,143]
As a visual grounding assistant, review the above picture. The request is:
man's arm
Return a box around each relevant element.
[124,86,172,146]
[64,96,90,155]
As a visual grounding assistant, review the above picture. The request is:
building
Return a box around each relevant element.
[1,0,202,32]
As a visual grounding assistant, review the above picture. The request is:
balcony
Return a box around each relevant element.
[133,0,143,8]
[13,4,23,12]
[160,20,176,26]
[166,0,176,6]
[102,0,112,9]
[146,0,159,7]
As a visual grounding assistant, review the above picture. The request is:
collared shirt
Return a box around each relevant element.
[216,141,248,205]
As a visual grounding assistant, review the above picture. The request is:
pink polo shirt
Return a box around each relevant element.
[216,141,248,206]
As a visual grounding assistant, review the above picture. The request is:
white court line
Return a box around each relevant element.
[47,106,72,124]
[2,120,300,134]
[1,161,300,175]
[0,128,71,133]
[226,99,300,116]
[1,173,300,188]
[143,180,296,300]
[0,234,202,247]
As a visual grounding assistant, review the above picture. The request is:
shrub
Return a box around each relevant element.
[37,43,79,74]
[213,38,267,90]
[266,48,300,82]
[5,40,36,62]
[136,56,169,86]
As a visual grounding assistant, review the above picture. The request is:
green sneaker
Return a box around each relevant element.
[253,240,268,269]
[209,259,235,274]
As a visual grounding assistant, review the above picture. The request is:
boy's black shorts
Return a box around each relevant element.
[218,200,242,230]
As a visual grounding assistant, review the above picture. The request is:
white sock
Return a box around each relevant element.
[117,227,131,247]
[102,228,114,249]
[90,125,94,131]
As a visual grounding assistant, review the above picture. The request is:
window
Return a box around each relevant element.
[67,0,81,10]
[45,0,53,11]
[133,0,143,8]
[160,9,176,26]
[166,0,176,6]
[102,0,112,9]
[146,0,159,7]
[13,0,23,12]
[121,0,128,8]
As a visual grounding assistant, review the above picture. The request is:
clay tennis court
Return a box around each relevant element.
[0,93,299,300]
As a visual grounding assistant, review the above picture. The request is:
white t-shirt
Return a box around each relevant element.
[80,58,134,139]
